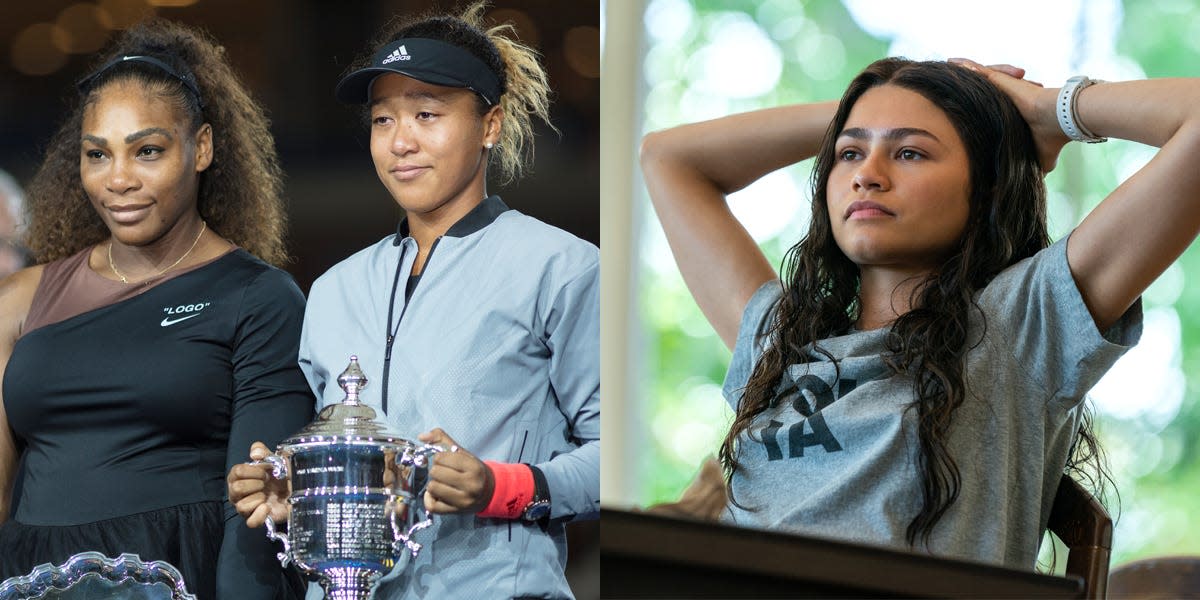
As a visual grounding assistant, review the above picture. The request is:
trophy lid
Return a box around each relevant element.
[278,355,409,448]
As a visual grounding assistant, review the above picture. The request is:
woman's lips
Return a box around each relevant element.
[391,166,430,181]
[845,200,894,220]
[106,203,153,224]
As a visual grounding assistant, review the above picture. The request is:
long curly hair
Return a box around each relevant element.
[346,1,555,185]
[25,19,289,266]
[719,58,1109,547]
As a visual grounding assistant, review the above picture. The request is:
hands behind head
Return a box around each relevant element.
[418,428,496,515]
[226,441,291,528]
[949,57,1069,173]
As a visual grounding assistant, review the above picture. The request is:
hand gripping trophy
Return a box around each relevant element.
[252,356,441,599]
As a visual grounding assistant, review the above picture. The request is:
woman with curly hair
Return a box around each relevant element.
[640,57,1200,568]
[0,19,311,598]
[227,3,599,598]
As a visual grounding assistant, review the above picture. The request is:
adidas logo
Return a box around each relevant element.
[382,45,411,64]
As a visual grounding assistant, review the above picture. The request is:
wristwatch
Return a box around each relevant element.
[1056,76,1107,143]
[522,465,551,522]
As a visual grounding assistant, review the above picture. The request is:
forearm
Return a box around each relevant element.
[216,515,289,600]
[219,395,312,597]
[641,101,838,195]
[537,438,599,520]
[1046,77,1200,330]
[1039,79,1200,148]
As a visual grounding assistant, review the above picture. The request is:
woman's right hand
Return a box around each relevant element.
[226,441,291,528]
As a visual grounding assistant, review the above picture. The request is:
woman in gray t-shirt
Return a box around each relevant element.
[640,57,1198,568]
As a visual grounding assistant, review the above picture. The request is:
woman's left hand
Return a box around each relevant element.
[418,428,496,514]
[949,57,1069,172]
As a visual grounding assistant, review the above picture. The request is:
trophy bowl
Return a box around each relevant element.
[254,356,439,600]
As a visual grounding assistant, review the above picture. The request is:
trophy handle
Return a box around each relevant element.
[401,443,443,469]
[249,454,293,567]
[264,515,294,568]
[394,443,444,557]
[250,453,289,480]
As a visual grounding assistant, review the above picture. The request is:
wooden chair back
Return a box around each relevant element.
[1046,475,1112,599]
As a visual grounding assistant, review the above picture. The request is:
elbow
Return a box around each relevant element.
[639,128,719,200]
[640,126,698,176]
[1178,120,1200,153]
[639,129,671,173]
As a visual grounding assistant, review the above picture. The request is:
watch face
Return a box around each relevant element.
[524,500,551,521]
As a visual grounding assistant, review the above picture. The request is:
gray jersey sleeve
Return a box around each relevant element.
[975,234,1142,408]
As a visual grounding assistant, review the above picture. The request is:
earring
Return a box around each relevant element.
[485,142,494,149]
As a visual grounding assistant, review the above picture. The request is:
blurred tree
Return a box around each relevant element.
[636,0,1200,567]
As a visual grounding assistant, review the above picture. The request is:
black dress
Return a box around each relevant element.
[0,249,313,599]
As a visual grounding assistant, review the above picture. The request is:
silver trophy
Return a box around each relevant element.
[253,356,440,600]
[0,552,195,600]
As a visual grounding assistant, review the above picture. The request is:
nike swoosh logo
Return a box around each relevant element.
[161,313,202,327]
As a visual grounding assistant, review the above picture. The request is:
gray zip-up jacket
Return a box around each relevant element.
[298,196,598,599]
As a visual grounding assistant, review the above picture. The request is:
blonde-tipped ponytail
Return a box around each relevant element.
[462,2,556,184]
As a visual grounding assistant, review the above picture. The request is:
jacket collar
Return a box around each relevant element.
[394,195,510,245]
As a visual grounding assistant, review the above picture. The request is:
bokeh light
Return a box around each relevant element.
[564,26,600,79]
[488,8,539,48]
[55,3,113,54]
[11,23,70,76]
[97,0,155,29]
[146,0,199,7]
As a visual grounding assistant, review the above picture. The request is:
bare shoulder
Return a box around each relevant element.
[0,266,45,346]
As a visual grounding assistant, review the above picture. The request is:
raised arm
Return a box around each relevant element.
[640,102,837,348]
[964,60,1200,331]
[1065,79,1200,329]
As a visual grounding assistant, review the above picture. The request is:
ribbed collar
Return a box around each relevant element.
[393,195,511,245]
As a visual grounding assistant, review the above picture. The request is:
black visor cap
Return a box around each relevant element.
[335,38,502,105]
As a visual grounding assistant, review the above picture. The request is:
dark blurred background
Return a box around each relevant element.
[0,0,599,596]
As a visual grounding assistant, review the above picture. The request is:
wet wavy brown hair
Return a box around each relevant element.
[346,0,555,185]
[25,19,289,266]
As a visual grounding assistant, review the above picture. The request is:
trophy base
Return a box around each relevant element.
[318,567,382,600]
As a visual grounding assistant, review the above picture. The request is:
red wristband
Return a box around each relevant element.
[478,461,534,519]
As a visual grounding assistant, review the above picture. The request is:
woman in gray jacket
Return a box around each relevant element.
[227,3,599,598]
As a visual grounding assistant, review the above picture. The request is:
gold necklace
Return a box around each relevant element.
[108,221,207,284]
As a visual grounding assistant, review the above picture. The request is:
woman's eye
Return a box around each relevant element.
[372,115,392,126]
[138,146,163,158]
[85,150,105,160]
[838,149,859,161]
[898,149,923,160]
[416,111,435,120]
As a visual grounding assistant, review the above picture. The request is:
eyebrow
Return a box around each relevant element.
[837,127,942,143]
[369,90,453,108]
[81,127,174,147]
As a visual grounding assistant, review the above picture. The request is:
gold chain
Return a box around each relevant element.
[108,221,207,284]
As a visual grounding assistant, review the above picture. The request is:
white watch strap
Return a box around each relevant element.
[1056,76,1107,143]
